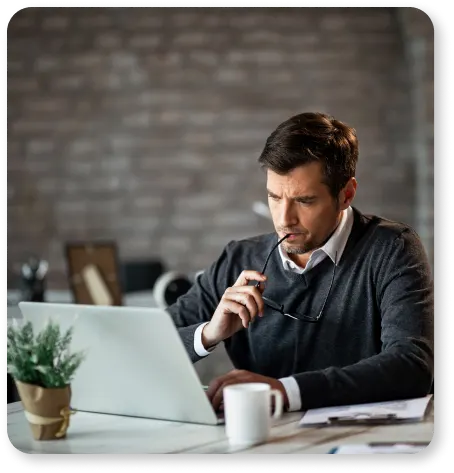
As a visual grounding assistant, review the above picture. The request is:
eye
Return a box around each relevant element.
[268,194,279,201]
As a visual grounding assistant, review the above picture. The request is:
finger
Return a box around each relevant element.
[230,286,265,317]
[238,306,252,328]
[207,369,241,401]
[233,270,267,287]
[220,299,251,328]
[206,370,234,402]
[211,372,246,411]
[224,290,259,321]
[212,382,230,411]
[206,376,224,401]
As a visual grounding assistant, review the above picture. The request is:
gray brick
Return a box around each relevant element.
[55,200,88,215]
[42,16,70,30]
[7,78,38,92]
[172,13,201,27]
[159,111,184,125]
[100,157,131,173]
[215,69,248,84]
[170,215,211,232]
[69,54,104,69]
[25,160,56,174]
[178,194,226,211]
[33,56,60,72]
[128,34,160,49]
[213,212,257,227]
[138,90,184,105]
[23,98,67,113]
[132,15,163,29]
[68,140,97,155]
[76,14,111,28]
[122,111,151,128]
[117,217,160,234]
[26,140,55,154]
[82,177,122,192]
[51,75,85,90]
[189,51,218,66]
[7,60,25,73]
[181,132,214,146]
[35,178,61,194]
[158,236,192,253]
[95,33,123,49]
[133,196,164,210]
[229,15,264,29]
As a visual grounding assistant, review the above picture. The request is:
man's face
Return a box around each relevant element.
[266,162,342,255]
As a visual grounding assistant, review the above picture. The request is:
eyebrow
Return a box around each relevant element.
[267,189,317,203]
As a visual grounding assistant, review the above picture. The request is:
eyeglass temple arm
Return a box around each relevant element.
[254,234,290,288]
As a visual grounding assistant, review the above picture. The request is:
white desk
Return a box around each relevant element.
[7,401,433,454]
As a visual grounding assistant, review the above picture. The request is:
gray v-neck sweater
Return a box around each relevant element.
[167,207,434,409]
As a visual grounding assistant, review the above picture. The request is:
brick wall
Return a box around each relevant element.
[7,7,434,289]
[397,7,434,271]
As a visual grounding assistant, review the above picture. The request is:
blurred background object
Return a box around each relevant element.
[20,256,48,302]
[7,6,433,388]
[153,270,194,309]
[120,259,165,294]
[65,241,123,305]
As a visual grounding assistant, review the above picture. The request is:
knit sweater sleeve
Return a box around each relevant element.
[166,242,233,363]
[292,228,434,409]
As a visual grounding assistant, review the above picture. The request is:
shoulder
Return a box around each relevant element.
[354,209,430,279]
[356,209,423,250]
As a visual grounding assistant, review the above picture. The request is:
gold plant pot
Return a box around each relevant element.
[14,380,73,441]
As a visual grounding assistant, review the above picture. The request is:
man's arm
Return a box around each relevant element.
[166,247,229,363]
[291,228,434,409]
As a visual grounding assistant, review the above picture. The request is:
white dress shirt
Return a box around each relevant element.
[194,206,354,411]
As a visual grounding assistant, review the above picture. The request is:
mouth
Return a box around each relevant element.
[282,233,302,241]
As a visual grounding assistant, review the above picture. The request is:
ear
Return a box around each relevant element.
[338,178,357,210]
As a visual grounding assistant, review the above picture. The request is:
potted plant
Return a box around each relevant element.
[7,319,85,440]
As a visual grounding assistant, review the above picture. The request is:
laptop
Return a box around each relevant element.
[18,302,224,425]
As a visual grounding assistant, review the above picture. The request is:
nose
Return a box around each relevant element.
[277,200,298,229]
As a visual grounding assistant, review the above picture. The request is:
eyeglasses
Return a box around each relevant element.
[255,234,337,323]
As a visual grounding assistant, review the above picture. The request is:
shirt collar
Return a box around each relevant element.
[278,206,354,269]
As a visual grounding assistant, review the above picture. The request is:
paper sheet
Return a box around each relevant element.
[300,395,432,426]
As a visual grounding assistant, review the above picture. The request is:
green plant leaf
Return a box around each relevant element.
[7,318,85,388]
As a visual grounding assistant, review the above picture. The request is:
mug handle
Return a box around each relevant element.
[270,389,283,419]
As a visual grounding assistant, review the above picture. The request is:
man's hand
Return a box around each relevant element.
[206,369,289,412]
[202,271,267,349]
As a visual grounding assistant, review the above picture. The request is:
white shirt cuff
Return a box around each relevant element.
[279,376,302,411]
[194,322,216,357]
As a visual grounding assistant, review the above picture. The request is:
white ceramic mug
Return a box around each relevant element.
[223,383,283,447]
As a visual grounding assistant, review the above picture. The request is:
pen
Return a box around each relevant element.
[328,442,427,454]
[327,413,398,425]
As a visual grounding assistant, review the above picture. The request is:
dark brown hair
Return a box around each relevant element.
[258,112,358,198]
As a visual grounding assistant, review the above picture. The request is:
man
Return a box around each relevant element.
[167,112,434,412]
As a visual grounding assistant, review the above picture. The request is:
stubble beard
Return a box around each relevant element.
[282,240,321,255]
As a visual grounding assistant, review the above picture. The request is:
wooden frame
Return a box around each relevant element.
[65,241,123,306]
